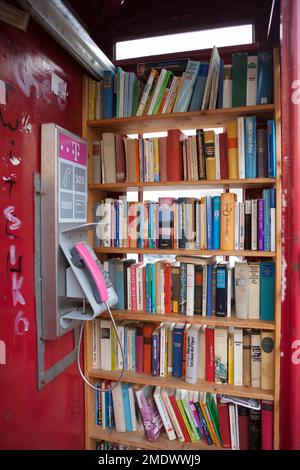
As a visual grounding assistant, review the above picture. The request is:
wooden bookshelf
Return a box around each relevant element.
[100,310,276,330]
[94,247,276,257]
[83,49,281,450]
[89,177,276,192]
[88,368,274,401]
[89,426,224,450]
[87,104,275,134]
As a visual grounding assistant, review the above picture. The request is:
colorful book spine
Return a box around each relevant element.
[256,51,273,105]
[263,189,271,251]
[212,196,221,249]
[260,261,275,320]
[257,199,264,251]
[244,116,257,178]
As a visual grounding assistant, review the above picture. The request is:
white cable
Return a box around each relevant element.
[76,301,125,393]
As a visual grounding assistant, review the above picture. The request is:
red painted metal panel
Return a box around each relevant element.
[280,0,300,451]
[0,20,85,449]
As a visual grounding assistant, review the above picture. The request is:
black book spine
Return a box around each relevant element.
[257,128,268,177]
[215,264,227,317]
[245,199,252,250]
[250,409,262,450]
[194,265,203,315]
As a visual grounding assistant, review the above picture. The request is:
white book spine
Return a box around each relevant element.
[227,268,232,317]
[271,206,276,251]
[126,327,132,371]
[161,388,185,442]
[229,404,238,450]
[128,386,138,431]
[214,328,228,384]
[234,202,240,250]
[103,200,112,247]
[153,387,176,440]
[111,383,126,432]
[202,265,207,316]
[100,320,112,371]
[215,133,221,179]
[251,199,258,250]
[246,56,258,106]
[147,69,167,115]
[186,264,195,316]
[237,117,245,178]
[117,325,124,370]
[233,328,243,386]
[185,326,200,384]
[127,266,132,310]
[248,262,260,319]
[160,326,166,377]
[136,70,157,116]
[251,331,261,388]
[222,65,232,108]
[234,262,249,319]
[92,319,101,369]
[162,76,177,113]
[137,267,143,310]
[239,202,245,250]
[92,154,101,184]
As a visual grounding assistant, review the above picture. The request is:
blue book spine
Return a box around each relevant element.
[152,330,160,376]
[115,202,120,247]
[216,265,227,317]
[172,326,185,378]
[189,62,209,111]
[217,59,224,108]
[122,384,133,431]
[206,264,213,316]
[270,188,276,209]
[151,263,156,313]
[267,120,276,177]
[206,196,213,250]
[132,330,136,372]
[174,60,200,112]
[244,116,257,178]
[94,386,98,425]
[104,391,109,429]
[212,196,221,249]
[108,390,115,430]
[256,51,273,105]
[103,70,114,118]
[194,402,213,445]
[263,189,271,251]
[260,261,275,320]
[123,72,129,118]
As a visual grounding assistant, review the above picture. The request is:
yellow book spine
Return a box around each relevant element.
[153,138,160,180]
[200,401,218,446]
[176,399,196,442]
[227,121,239,179]
[164,327,168,377]
[206,158,216,179]
[111,326,117,371]
[228,327,234,385]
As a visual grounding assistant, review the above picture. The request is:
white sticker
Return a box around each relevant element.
[51,72,67,101]
[0,80,6,105]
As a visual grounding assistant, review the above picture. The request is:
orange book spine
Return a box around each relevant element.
[227,121,239,179]
[143,325,156,374]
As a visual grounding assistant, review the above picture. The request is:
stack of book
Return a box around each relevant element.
[92,121,276,184]
[93,320,274,390]
[101,257,275,320]
[94,381,274,449]
[94,191,276,252]
[87,48,273,119]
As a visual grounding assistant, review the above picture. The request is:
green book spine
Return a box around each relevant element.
[232,53,248,107]
[181,399,201,440]
[152,71,173,115]
[176,399,196,442]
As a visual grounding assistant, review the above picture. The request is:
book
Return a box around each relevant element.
[103,70,114,119]
[260,261,275,320]
[227,121,239,179]
[251,329,261,388]
[174,60,200,112]
[188,63,209,111]
[232,52,248,107]
[261,331,275,390]
[172,323,186,378]
[246,56,258,106]
[153,386,176,440]
[214,328,228,384]
[257,51,273,105]
[202,46,220,110]
[233,329,243,386]
[234,262,249,319]
[222,65,232,108]
[220,192,236,250]
[185,325,201,384]
[261,400,274,450]
[134,385,163,441]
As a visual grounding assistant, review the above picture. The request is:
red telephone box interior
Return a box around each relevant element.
[0,0,299,450]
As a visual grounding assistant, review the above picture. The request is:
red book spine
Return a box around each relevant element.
[216,397,231,448]
[238,406,250,450]
[142,265,146,311]
[136,326,144,373]
[167,129,184,181]
[219,131,229,180]
[128,202,137,248]
[115,134,126,182]
[143,325,155,374]
[205,327,215,382]
[164,263,172,313]
[169,395,191,442]
[261,400,274,450]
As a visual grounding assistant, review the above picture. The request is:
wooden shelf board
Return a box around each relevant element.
[89,427,222,450]
[87,104,275,133]
[100,310,275,330]
[88,370,274,400]
[89,178,276,192]
[95,247,276,257]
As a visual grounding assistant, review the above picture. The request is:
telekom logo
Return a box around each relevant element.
[72,141,80,162]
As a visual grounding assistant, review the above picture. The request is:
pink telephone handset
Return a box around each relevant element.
[70,241,108,303]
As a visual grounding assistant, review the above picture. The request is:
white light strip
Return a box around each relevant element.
[19,0,115,78]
